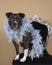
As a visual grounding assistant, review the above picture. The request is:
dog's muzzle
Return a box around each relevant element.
[13,21,18,30]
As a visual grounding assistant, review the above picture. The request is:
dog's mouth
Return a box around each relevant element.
[11,24,19,30]
[13,25,19,30]
[10,23,18,30]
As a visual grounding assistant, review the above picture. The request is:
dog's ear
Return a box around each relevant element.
[5,12,13,18]
[18,13,25,18]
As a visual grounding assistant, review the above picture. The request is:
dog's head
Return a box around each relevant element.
[6,12,25,30]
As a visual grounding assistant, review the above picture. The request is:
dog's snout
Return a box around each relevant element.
[14,21,18,25]
[14,23,17,25]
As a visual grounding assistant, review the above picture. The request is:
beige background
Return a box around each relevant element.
[0,0,52,65]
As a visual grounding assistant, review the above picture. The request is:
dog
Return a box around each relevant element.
[4,12,33,62]
[4,13,52,62]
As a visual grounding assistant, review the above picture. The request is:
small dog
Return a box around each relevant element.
[4,13,52,62]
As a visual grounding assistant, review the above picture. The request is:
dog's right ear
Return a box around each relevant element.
[18,13,25,18]
[5,12,13,18]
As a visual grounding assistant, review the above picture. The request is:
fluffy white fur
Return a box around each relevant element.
[4,16,48,60]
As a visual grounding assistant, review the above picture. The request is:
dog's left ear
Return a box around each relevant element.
[18,13,25,18]
[5,12,13,18]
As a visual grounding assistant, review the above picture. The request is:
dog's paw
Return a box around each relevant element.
[20,57,26,62]
[15,54,19,60]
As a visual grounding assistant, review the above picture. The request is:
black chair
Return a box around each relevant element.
[12,50,52,65]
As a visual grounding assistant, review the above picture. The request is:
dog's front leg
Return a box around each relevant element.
[13,41,19,60]
[20,49,28,62]
[20,32,32,62]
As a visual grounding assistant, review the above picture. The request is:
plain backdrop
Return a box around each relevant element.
[0,0,52,65]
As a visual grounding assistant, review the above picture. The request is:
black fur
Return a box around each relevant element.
[18,13,25,18]
[6,12,13,18]
[31,21,48,47]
